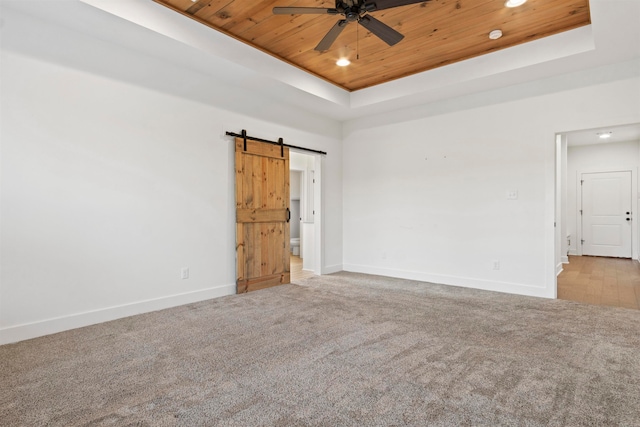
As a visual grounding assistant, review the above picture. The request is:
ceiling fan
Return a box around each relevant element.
[273,0,429,51]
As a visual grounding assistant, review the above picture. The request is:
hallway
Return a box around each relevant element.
[557,256,640,310]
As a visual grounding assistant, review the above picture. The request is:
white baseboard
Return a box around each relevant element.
[322,264,343,275]
[556,263,564,276]
[342,264,551,299]
[561,256,569,264]
[568,250,579,256]
[0,284,236,345]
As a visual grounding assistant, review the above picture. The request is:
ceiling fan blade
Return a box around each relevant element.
[363,0,428,12]
[273,7,337,15]
[315,19,349,51]
[358,15,404,46]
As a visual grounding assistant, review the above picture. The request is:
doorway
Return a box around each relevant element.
[290,150,322,280]
[555,122,640,305]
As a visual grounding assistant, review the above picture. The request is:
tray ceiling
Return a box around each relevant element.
[154,0,591,91]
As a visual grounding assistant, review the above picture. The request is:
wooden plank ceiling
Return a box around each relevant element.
[154,0,591,91]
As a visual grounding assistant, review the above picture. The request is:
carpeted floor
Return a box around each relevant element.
[1,272,640,426]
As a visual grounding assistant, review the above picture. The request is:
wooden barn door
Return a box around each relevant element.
[235,137,290,293]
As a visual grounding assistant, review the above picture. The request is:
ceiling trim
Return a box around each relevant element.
[80,0,351,107]
[74,0,640,121]
[150,0,350,92]
[351,25,595,109]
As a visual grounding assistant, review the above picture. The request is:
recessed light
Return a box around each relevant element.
[336,58,351,67]
[505,0,527,7]
[598,132,613,139]
[489,29,503,40]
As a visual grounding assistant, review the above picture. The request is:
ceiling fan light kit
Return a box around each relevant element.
[273,0,430,51]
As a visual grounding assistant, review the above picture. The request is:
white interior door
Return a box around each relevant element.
[581,171,632,258]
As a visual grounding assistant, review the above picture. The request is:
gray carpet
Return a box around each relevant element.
[1,272,640,426]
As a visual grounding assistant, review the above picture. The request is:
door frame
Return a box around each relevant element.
[575,168,637,258]
[554,124,640,300]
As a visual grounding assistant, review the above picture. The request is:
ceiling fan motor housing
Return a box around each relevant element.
[337,0,378,17]
[274,0,428,51]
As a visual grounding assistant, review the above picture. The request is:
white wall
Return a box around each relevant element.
[290,170,302,200]
[290,171,301,240]
[0,51,342,343]
[343,75,640,298]
[566,140,640,256]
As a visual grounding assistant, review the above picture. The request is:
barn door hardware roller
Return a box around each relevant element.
[225,130,327,156]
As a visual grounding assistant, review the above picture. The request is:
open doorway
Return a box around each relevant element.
[290,150,321,281]
[555,123,640,309]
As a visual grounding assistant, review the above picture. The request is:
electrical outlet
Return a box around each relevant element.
[493,260,500,270]
[381,252,387,260]
[507,190,518,200]
[181,267,189,279]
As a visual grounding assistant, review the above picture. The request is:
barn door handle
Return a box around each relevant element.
[286,208,291,223]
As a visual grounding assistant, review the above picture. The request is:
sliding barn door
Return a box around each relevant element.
[235,137,290,293]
